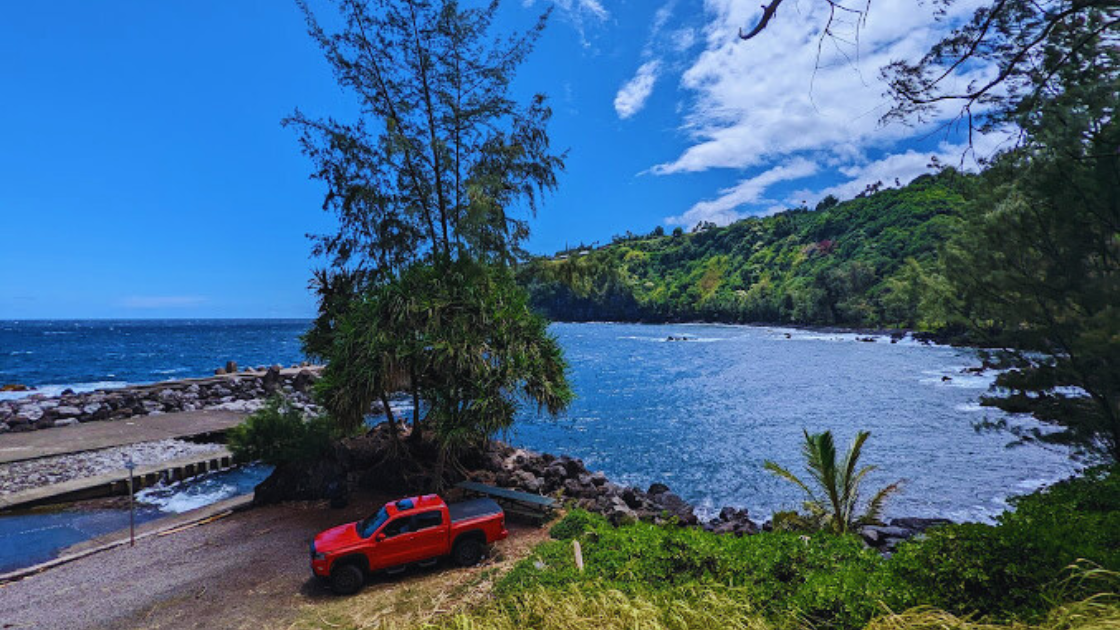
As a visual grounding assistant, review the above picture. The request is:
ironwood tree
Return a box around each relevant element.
[288,0,572,475]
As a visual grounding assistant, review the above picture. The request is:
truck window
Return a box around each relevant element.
[382,517,412,538]
[412,510,443,531]
[358,506,389,538]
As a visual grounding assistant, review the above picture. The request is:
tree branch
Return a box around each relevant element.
[740,0,784,40]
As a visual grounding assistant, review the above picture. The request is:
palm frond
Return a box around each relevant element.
[858,480,904,526]
[764,460,819,502]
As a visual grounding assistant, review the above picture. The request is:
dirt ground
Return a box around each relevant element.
[0,491,549,630]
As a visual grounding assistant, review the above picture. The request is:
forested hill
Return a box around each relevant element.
[520,171,974,328]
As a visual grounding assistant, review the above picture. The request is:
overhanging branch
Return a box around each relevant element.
[739,0,784,40]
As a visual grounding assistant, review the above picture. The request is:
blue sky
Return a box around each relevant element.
[0,0,1000,319]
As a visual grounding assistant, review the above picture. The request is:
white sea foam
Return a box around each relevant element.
[0,381,129,401]
[920,368,995,389]
[954,402,986,413]
[137,481,239,514]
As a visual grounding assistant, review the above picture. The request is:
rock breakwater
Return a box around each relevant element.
[0,365,323,434]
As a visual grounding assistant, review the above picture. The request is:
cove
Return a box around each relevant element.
[509,322,1076,522]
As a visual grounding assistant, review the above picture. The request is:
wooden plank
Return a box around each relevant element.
[456,481,556,508]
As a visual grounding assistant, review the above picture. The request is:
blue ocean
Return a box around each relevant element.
[0,319,1076,523]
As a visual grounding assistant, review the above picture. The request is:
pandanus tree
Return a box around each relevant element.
[765,430,901,534]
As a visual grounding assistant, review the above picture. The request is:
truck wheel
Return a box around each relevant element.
[330,564,364,595]
[452,538,483,567]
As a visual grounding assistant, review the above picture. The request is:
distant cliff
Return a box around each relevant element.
[520,171,973,329]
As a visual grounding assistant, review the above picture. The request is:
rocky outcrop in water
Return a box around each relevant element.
[0,366,323,434]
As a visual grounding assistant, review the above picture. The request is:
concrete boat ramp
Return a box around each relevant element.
[0,409,248,510]
[0,409,246,465]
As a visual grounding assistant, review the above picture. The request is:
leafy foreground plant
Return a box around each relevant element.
[765,430,901,533]
[226,396,337,466]
[414,468,1117,630]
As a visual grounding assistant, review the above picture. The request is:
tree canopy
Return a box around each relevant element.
[290,0,572,474]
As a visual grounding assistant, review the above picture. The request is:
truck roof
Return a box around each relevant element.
[386,494,445,517]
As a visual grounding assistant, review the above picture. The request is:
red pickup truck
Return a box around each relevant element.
[310,494,508,594]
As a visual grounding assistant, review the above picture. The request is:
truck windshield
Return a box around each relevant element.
[357,506,389,538]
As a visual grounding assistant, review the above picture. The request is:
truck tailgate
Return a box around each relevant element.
[448,498,502,523]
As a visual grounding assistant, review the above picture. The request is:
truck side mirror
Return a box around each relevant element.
[375,533,386,542]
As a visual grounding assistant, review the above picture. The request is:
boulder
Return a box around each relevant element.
[0,422,9,434]
[862,525,914,540]
[859,526,881,546]
[54,405,82,418]
[562,478,583,498]
[53,418,80,428]
[590,471,608,486]
[513,470,543,493]
[890,517,952,532]
[652,492,698,526]
[621,487,645,510]
[225,361,239,374]
[647,482,670,495]
[15,406,43,423]
[261,366,283,393]
[292,369,318,394]
[0,383,33,392]
[606,498,638,526]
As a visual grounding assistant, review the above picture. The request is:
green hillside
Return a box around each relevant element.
[520,171,974,329]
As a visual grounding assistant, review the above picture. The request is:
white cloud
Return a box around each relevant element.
[120,296,207,309]
[788,132,1015,208]
[666,157,819,226]
[653,0,994,176]
[615,60,662,119]
[671,28,697,52]
[524,0,609,44]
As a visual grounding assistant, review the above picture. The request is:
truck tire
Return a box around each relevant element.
[330,563,365,595]
[452,537,483,567]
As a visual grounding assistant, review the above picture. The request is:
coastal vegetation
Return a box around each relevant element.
[286,0,572,482]
[227,396,337,466]
[520,173,971,329]
[420,466,1120,630]
[269,0,1117,628]
[764,430,901,534]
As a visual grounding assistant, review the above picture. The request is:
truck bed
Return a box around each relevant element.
[448,497,502,523]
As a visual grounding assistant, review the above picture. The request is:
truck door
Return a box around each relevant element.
[408,510,446,561]
[372,516,415,569]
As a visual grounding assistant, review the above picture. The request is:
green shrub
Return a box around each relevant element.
[501,510,890,630]
[886,466,1120,621]
[549,511,601,540]
[493,468,1120,630]
[226,396,337,466]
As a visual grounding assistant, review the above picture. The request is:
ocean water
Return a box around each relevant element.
[0,464,273,573]
[0,319,1077,524]
[0,319,310,397]
[509,323,1076,522]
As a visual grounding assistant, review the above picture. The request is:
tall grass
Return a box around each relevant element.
[425,572,1119,630]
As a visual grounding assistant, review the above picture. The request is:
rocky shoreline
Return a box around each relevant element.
[0,365,324,434]
[256,425,950,554]
[471,441,949,551]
